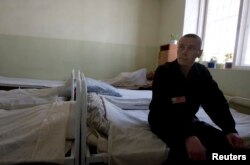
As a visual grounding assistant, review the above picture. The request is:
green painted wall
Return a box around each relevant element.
[0,34,157,80]
[0,0,160,80]
[159,0,185,44]
[0,0,249,99]
[209,69,250,99]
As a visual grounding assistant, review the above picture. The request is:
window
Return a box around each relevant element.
[202,0,240,64]
[235,0,250,66]
[184,0,250,68]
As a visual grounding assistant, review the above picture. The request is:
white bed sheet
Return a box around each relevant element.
[99,89,167,165]
[0,101,75,164]
[102,89,152,110]
[116,88,152,99]
[103,98,167,165]
[196,107,250,147]
[95,89,250,165]
[0,76,64,88]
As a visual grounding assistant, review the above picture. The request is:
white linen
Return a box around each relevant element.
[0,76,64,88]
[0,88,65,110]
[116,88,152,99]
[104,96,151,110]
[196,107,250,147]
[100,88,152,110]
[104,68,148,89]
[0,101,75,164]
[103,98,167,165]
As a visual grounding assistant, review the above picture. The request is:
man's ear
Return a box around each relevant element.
[197,49,203,58]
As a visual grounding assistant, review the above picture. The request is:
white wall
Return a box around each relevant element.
[0,0,159,46]
[209,69,250,99]
[159,0,185,45]
[0,0,84,40]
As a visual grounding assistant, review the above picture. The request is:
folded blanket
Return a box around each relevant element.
[104,96,151,110]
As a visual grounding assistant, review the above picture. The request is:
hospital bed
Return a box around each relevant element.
[0,70,80,165]
[79,72,250,165]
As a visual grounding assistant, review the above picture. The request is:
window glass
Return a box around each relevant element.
[184,0,250,68]
[203,0,240,63]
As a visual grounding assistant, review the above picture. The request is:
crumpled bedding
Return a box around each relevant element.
[0,88,66,110]
[87,93,110,136]
[104,68,149,89]
[0,101,75,164]
[86,93,110,156]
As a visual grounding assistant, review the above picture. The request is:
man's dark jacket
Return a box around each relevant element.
[148,60,237,147]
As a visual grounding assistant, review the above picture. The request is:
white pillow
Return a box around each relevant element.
[86,78,122,97]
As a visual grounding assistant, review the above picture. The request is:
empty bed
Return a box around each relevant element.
[0,70,81,165]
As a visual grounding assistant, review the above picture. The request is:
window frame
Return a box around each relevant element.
[234,0,250,69]
[196,0,250,70]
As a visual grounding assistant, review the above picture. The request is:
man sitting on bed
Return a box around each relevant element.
[148,33,247,162]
